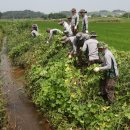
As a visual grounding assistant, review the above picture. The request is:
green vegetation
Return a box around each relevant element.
[0,28,6,129]
[3,20,130,129]
[0,10,67,19]
[122,13,130,18]
[20,19,130,51]
[0,88,6,129]
[90,22,130,51]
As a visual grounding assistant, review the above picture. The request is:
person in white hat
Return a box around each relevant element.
[46,28,63,43]
[31,24,39,37]
[68,32,90,66]
[71,8,79,35]
[58,19,73,37]
[94,42,119,104]
[59,17,75,48]
[82,32,99,65]
[79,9,88,33]
[72,32,90,54]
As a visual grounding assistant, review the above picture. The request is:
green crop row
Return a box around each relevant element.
[4,20,130,130]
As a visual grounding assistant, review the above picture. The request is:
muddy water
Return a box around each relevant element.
[0,37,51,130]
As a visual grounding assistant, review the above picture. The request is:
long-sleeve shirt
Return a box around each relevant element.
[100,49,119,77]
[73,33,89,53]
[48,29,62,42]
[71,14,79,27]
[31,30,39,37]
[82,39,99,61]
[82,14,88,33]
[63,21,73,37]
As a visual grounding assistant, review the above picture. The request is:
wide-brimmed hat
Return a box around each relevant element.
[79,9,87,13]
[76,32,89,40]
[89,31,98,37]
[97,41,108,48]
[71,8,76,12]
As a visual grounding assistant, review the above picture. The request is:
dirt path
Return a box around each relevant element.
[0,37,51,130]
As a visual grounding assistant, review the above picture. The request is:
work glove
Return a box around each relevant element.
[68,54,72,59]
[74,26,77,30]
[86,30,89,34]
[94,67,100,72]
[80,47,83,51]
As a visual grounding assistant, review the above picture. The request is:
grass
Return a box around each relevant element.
[31,19,130,51]
[0,18,130,51]
[89,22,130,51]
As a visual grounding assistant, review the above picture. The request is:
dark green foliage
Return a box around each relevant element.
[0,93,6,129]
[6,21,130,130]
[48,13,67,19]
[122,13,130,18]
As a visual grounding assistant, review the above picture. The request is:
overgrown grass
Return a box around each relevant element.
[5,21,130,130]
[0,89,6,129]
[0,25,7,130]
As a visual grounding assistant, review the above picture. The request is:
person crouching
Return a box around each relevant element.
[94,42,119,104]
[31,24,39,37]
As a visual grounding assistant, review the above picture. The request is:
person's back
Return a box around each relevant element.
[50,29,62,35]
[82,14,88,33]
[46,28,63,43]
[79,9,88,33]
[103,49,118,77]
[62,21,73,37]
[71,8,79,35]
[71,14,79,27]
[73,32,89,53]
[31,30,39,37]
[31,24,39,37]
[83,39,99,61]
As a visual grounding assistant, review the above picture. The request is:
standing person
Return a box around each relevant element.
[71,8,79,35]
[82,32,99,65]
[46,28,63,43]
[94,42,119,104]
[79,9,88,33]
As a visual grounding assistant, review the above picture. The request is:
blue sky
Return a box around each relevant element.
[0,0,130,13]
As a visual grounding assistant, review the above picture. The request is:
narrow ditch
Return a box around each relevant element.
[0,37,51,130]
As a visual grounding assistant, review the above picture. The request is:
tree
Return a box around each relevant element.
[0,12,2,19]
[48,13,67,19]
[122,13,130,18]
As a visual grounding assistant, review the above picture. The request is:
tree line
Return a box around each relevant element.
[0,10,130,19]
[0,10,67,19]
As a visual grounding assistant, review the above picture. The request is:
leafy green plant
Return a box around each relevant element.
[5,21,130,130]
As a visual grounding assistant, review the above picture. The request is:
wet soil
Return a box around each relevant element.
[0,37,52,130]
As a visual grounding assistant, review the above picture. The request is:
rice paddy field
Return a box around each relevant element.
[19,18,130,51]
[0,18,130,51]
